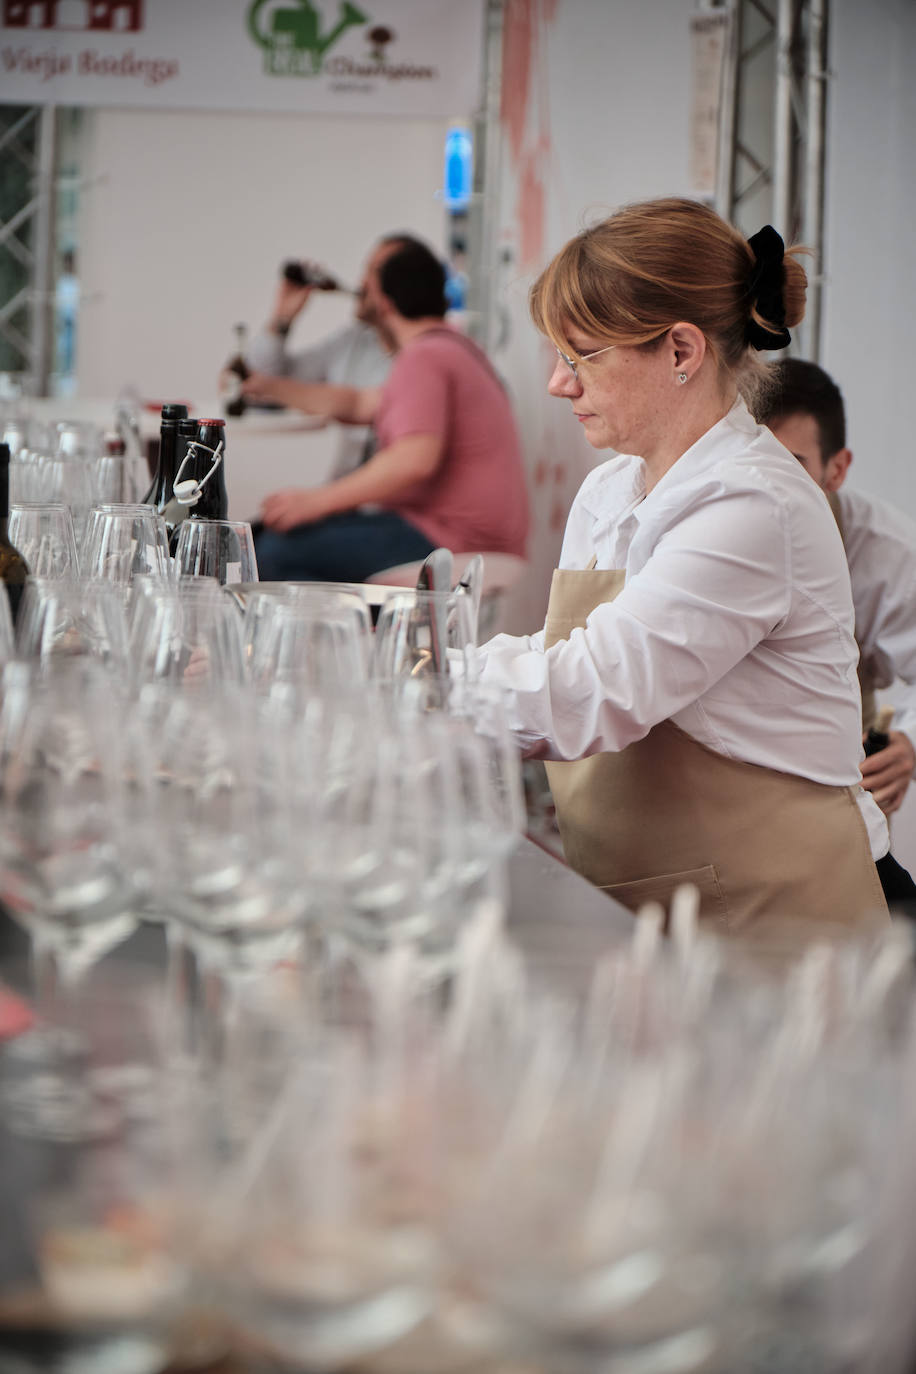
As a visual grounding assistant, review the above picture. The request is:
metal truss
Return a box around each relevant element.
[714,0,829,359]
[0,103,56,394]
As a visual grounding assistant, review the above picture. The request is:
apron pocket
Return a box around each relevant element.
[602,864,729,928]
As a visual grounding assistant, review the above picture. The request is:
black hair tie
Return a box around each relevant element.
[746,224,791,350]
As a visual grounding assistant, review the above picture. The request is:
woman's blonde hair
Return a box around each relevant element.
[530,197,807,405]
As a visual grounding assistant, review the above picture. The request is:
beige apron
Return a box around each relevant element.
[827,491,877,732]
[543,560,888,935]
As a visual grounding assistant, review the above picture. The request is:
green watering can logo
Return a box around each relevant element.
[247,0,369,76]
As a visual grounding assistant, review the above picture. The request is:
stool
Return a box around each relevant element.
[366,552,528,639]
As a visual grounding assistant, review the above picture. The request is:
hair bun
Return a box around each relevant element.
[746,225,791,350]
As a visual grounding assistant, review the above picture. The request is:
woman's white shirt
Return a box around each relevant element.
[477,399,889,859]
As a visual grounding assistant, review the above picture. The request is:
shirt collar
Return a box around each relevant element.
[631,397,756,521]
[578,398,759,544]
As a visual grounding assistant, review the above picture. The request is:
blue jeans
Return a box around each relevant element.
[254,510,437,583]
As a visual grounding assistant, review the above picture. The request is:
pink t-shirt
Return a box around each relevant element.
[374,327,529,556]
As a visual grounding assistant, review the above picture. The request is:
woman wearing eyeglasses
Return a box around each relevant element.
[478,197,888,936]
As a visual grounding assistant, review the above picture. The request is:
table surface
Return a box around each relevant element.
[0,836,633,994]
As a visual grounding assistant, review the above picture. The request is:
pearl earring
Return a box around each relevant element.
[677,372,688,385]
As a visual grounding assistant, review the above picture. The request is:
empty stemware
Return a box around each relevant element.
[0,659,139,990]
[15,578,130,677]
[173,518,258,586]
[129,579,245,689]
[83,505,171,586]
[372,589,477,682]
[247,593,370,696]
[8,502,80,580]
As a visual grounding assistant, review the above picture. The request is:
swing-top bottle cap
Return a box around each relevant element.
[160,403,189,421]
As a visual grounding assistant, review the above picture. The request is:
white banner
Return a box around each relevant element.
[0,0,485,118]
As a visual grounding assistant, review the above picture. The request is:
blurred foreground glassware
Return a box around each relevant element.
[8,503,80,581]
[173,518,257,586]
[209,1026,439,1372]
[0,584,14,666]
[0,962,209,1373]
[16,578,130,676]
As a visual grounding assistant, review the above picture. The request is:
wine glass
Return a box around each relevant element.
[54,420,102,461]
[0,659,141,992]
[240,582,371,682]
[173,519,258,586]
[15,578,130,678]
[247,592,371,695]
[140,687,316,1067]
[89,452,151,506]
[129,579,245,689]
[298,691,478,983]
[17,455,94,544]
[83,505,171,586]
[371,589,477,682]
[8,503,80,580]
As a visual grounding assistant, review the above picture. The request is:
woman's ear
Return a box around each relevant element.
[668,322,707,382]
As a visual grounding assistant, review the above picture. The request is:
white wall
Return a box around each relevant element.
[822,0,916,519]
[823,0,916,873]
[75,106,449,402]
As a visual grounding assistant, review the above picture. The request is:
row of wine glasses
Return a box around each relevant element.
[6,571,481,702]
[0,659,523,990]
[7,502,259,587]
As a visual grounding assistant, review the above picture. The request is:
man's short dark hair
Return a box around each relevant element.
[758,358,847,461]
[378,238,448,320]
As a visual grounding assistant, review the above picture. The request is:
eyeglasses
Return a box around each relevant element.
[554,343,618,382]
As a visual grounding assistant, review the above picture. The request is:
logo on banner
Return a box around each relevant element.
[247,0,367,75]
[246,0,436,85]
[2,0,144,30]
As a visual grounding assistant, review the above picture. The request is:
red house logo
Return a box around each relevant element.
[3,0,145,30]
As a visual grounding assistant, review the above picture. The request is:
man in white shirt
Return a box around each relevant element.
[759,359,916,912]
[246,236,404,478]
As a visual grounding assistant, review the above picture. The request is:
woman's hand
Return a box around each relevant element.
[861,730,916,814]
[260,486,334,532]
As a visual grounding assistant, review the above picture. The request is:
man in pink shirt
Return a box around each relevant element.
[245,237,529,582]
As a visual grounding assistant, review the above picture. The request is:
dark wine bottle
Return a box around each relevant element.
[282,260,342,292]
[169,417,229,554]
[0,443,29,624]
[224,323,250,419]
[143,403,189,508]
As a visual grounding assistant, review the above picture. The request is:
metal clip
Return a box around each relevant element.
[173,440,224,507]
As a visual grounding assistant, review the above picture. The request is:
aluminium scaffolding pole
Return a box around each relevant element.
[0,103,57,395]
[714,0,828,359]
